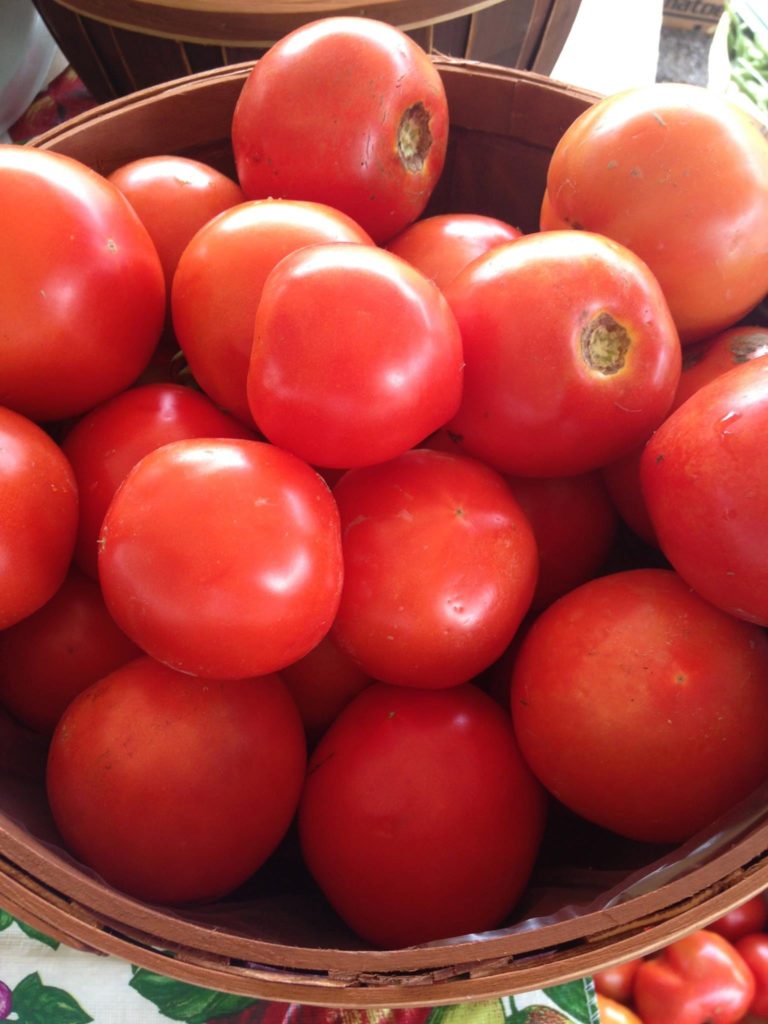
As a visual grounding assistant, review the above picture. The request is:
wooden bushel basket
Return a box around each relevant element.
[30,0,582,102]
[3,59,768,1008]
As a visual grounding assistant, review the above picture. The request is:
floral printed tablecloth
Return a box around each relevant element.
[0,910,598,1024]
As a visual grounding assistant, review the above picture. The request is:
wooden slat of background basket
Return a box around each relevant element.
[5,57,768,1006]
[30,0,582,101]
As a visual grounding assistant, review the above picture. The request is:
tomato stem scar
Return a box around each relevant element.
[582,312,631,375]
[398,102,432,173]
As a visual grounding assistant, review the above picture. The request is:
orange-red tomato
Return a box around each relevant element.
[172,199,372,425]
[634,931,755,1024]
[594,960,643,1004]
[543,83,768,343]
[386,212,522,291]
[597,994,644,1024]
[108,155,244,293]
[232,17,449,243]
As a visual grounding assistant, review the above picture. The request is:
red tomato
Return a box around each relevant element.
[710,895,768,943]
[593,960,643,1004]
[596,994,643,1024]
[510,569,768,843]
[331,448,538,688]
[735,933,768,1017]
[98,438,343,679]
[426,429,617,610]
[543,83,768,343]
[675,325,768,409]
[641,358,768,625]
[634,930,755,1024]
[279,633,372,746]
[601,449,659,549]
[505,472,617,611]
[298,681,547,947]
[232,17,449,244]
[247,244,463,468]
[602,325,768,548]
[61,383,253,579]
[0,568,140,736]
[0,145,164,421]
[0,406,78,629]
[425,429,616,609]
[108,155,244,293]
[47,656,306,904]
[443,230,681,477]
[386,213,522,292]
[172,199,372,425]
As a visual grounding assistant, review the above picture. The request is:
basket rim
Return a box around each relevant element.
[2,848,768,1006]
[27,56,602,153]
[3,810,768,974]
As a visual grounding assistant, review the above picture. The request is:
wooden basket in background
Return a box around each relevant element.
[30,0,582,102]
[3,57,768,1008]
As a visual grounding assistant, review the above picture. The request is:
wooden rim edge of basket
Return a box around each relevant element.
[27,57,600,152]
[2,852,768,1007]
[3,814,768,975]
[51,0,531,47]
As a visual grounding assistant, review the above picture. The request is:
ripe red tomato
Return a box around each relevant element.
[172,199,372,425]
[510,569,768,843]
[641,358,768,626]
[593,960,643,1004]
[0,145,165,421]
[98,438,343,679]
[425,429,617,611]
[331,448,538,688]
[735,933,768,1017]
[247,244,463,468]
[504,472,617,611]
[0,568,140,736]
[710,895,768,943]
[443,230,681,477]
[634,931,755,1024]
[61,382,253,579]
[602,324,768,548]
[231,17,449,243]
[47,656,306,904]
[298,681,547,947]
[543,83,768,343]
[279,634,372,747]
[674,325,768,408]
[0,406,79,629]
[386,213,522,292]
[108,155,244,293]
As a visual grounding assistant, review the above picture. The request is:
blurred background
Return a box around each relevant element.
[4,0,759,144]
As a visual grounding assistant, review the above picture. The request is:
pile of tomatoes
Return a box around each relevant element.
[595,895,768,1024]
[2,15,768,952]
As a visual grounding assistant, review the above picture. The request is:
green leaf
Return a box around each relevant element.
[129,968,259,1024]
[546,979,599,1024]
[0,909,13,931]
[12,972,92,1024]
[16,919,60,949]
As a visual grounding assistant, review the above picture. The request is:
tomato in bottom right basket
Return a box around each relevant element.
[509,568,768,844]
